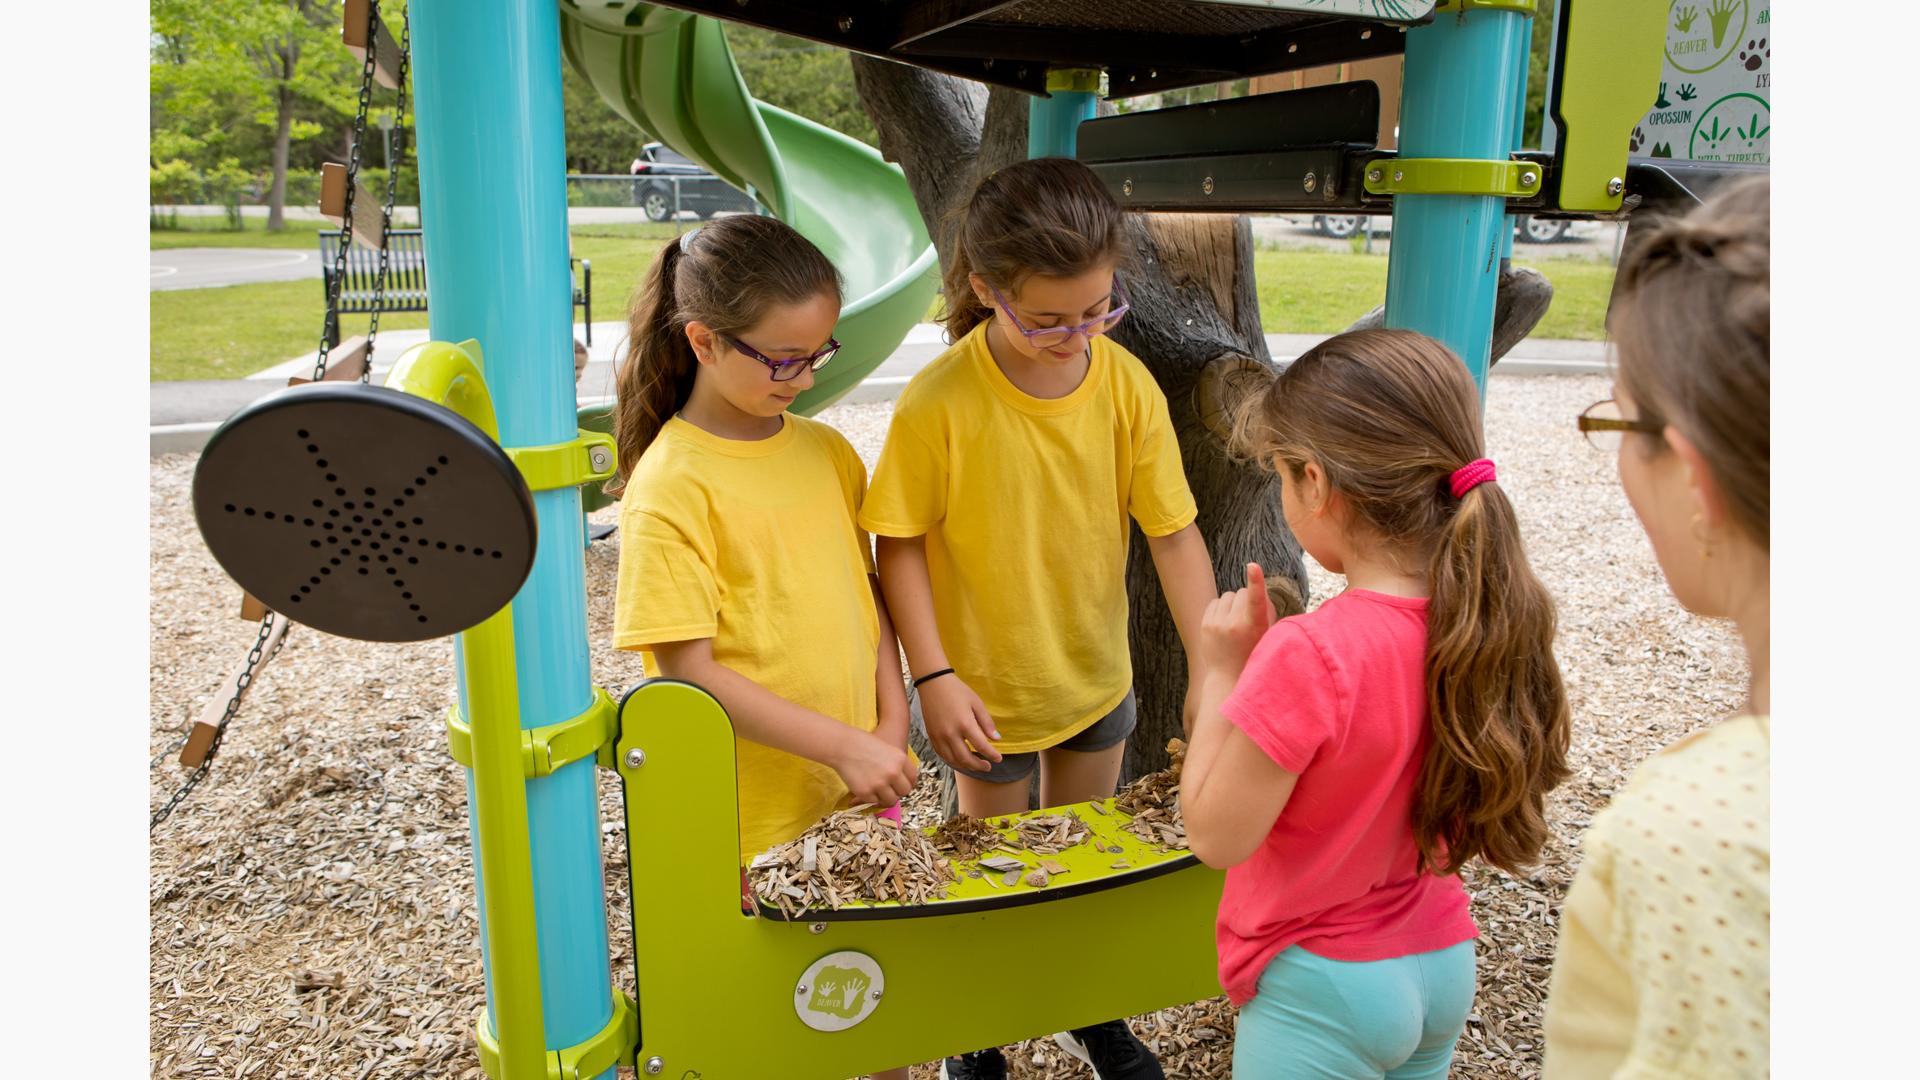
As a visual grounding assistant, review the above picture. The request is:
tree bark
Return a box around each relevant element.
[268,82,293,232]
[853,60,1305,784]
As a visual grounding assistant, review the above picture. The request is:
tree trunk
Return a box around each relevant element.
[268,82,294,232]
[852,59,1305,784]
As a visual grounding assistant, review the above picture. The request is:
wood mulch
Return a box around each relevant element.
[151,373,1745,1078]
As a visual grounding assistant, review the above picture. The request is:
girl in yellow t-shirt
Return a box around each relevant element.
[608,215,917,886]
[862,158,1219,1079]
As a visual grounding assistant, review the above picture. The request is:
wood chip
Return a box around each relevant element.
[929,813,1004,860]
[746,810,955,919]
[1007,811,1092,856]
[1116,739,1190,852]
[1023,869,1050,889]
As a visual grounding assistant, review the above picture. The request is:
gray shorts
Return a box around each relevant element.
[911,688,1137,784]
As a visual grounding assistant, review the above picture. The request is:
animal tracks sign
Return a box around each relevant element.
[1630,0,1770,164]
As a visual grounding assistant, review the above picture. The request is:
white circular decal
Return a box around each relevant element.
[794,950,885,1033]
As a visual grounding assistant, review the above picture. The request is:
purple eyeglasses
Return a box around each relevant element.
[987,281,1130,350]
[722,334,841,382]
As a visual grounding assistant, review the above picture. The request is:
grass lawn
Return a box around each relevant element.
[148,216,335,251]
[151,222,1614,380]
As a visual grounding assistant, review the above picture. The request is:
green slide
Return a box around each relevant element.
[558,2,940,417]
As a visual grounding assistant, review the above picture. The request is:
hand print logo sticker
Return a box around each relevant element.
[795,951,886,1032]
[1666,0,1746,74]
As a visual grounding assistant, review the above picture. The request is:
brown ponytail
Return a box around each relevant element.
[1234,329,1570,876]
[608,215,842,496]
[941,157,1128,341]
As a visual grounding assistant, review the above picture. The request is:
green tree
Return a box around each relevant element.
[1523,3,1557,148]
[150,0,374,230]
[563,62,646,173]
[723,25,878,146]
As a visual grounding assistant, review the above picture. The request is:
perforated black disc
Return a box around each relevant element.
[192,383,538,642]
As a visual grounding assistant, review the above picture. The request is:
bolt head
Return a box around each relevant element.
[624,748,646,769]
[1607,177,1625,196]
[797,983,808,995]
[644,1057,664,1076]
[871,988,883,1000]
[1393,170,1404,182]
[1201,176,1215,195]
[1121,178,1133,196]
[1521,171,1538,186]
[589,446,613,472]
[809,922,827,934]
[1367,168,1383,183]
[1302,171,1317,193]
[836,16,852,32]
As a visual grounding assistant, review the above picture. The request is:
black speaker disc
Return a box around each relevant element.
[192,383,538,642]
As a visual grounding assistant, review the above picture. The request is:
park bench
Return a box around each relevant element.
[318,228,592,347]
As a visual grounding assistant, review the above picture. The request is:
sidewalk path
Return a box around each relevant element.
[153,323,1607,455]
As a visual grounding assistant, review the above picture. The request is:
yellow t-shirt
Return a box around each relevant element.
[612,414,880,863]
[1544,716,1770,1079]
[858,322,1198,752]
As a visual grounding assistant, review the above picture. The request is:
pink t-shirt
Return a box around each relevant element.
[1214,588,1478,1005]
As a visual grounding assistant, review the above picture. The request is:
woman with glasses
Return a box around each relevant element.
[1546,176,1770,1077]
[862,158,1217,1080]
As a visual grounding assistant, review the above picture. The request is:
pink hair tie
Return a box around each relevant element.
[1449,458,1497,498]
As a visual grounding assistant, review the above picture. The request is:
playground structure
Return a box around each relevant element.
[184,2,1766,1078]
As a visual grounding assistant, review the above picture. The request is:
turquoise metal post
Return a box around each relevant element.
[1029,69,1101,158]
[1383,7,1531,390]
[1501,12,1533,266]
[409,2,613,1077]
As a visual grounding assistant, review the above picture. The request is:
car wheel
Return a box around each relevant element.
[1516,215,1568,244]
[1316,215,1361,239]
[643,190,672,223]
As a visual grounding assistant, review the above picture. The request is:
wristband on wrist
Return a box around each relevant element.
[911,667,956,690]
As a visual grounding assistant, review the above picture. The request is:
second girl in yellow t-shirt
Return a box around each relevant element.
[609,215,918,887]
[861,157,1218,1080]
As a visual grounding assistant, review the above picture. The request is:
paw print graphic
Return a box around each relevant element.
[1628,125,1646,154]
[1740,38,1768,71]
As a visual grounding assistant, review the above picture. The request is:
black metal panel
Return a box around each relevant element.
[192,384,538,643]
[1624,160,1768,213]
[1079,83,1379,163]
[1088,147,1365,214]
[642,1,1427,98]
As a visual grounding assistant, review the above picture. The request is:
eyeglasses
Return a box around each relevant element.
[722,333,841,382]
[988,281,1130,350]
[1577,398,1665,451]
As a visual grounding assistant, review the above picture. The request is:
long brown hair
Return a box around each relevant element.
[1610,176,1769,547]
[1236,329,1570,876]
[941,157,1128,340]
[608,214,842,496]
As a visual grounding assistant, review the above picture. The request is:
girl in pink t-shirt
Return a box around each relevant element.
[1182,329,1572,1079]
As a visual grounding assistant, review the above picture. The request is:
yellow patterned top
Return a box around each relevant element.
[1545,716,1770,1078]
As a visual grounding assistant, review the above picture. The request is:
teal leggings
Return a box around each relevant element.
[1233,942,1477,1079]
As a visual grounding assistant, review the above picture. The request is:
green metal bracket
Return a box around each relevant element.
[475,988,638,1080]
[1044,67,1105,95]
[1434,0,1538,14]
[506,429,618,493]
[448,687,620,777]
[1363,157,1542,198]
[1549,0,1665,213]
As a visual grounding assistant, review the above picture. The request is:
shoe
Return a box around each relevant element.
[939,1047,1007,1080]
[1055,1020,1165,1079]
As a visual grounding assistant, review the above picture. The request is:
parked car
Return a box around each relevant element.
[1311,213,1572,243]
[629,142,759,221]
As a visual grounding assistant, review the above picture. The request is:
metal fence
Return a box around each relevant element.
[564,173,766,230]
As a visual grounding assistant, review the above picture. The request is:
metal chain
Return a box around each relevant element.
[362,4,411,381]
[150,613,283,831]
[312,0,383,384]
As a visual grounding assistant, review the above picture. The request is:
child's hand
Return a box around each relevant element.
[1199,562,1276,678]
[831,728,919,808]
[919,675,1003,773]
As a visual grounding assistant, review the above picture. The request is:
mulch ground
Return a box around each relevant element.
[150,372,1745,1078]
